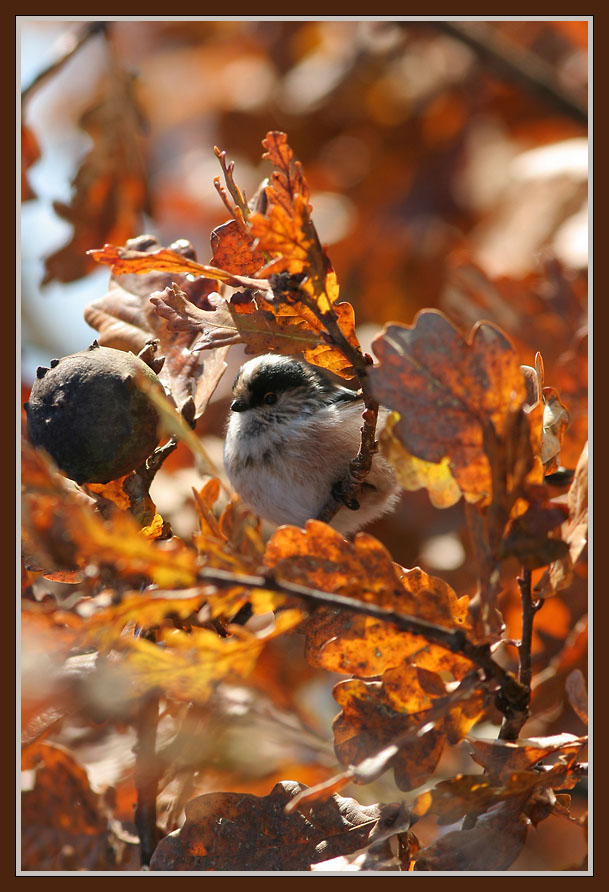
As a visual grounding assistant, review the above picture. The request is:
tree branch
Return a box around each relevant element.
[498,568,543,741]
[197,565,528,718]
[133,687,162,866]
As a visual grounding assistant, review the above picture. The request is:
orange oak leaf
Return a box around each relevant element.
[265,521,473,679]
[332,667,486,791]
[42,67,149,286]
[210,219,266,276]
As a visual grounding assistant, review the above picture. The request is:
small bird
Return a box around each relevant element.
[223,354,400,536]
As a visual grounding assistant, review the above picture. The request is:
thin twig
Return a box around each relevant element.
[22,22,108,105]
[518,568,536,691]
[430,21,587,126]
[498,567,542,741]
[133,687,162,867]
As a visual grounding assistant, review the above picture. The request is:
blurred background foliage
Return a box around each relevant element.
[20,19,588,871]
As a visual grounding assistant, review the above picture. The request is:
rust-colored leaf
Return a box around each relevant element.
[249,193,312,276]
[210,219,267,276]
[89,241,266,290]
[150,780,404,871]
[370,310,530,502]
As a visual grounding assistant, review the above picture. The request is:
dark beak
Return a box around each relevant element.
[230,398,247,412]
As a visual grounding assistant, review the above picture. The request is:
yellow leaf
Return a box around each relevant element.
[381,412,462,508]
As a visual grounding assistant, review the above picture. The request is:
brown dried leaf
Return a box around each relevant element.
[413,800,528,871]
[152,283,318,354]
[150,780,402,871]
[565,669,588,726]
[84,235,228,416]
[152,275,357,379]
[467,733,588,783]
[21,742,135,870]
[370,310,530,502]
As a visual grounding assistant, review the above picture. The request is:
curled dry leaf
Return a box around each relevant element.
[369,310,532,503]
[565,669,588,726]
[150,780,406,871]
[151,283,320,356]
[536,441,588,596]
[84,235,228,417]
[467,732,588,783]
[521,353,571,472]
[43,65,149,286]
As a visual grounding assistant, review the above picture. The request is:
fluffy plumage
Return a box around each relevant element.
[223,354,400,536]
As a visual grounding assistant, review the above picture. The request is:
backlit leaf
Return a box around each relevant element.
[115,610,302,703]
[210,219,266,276]
[265,521,473,678]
